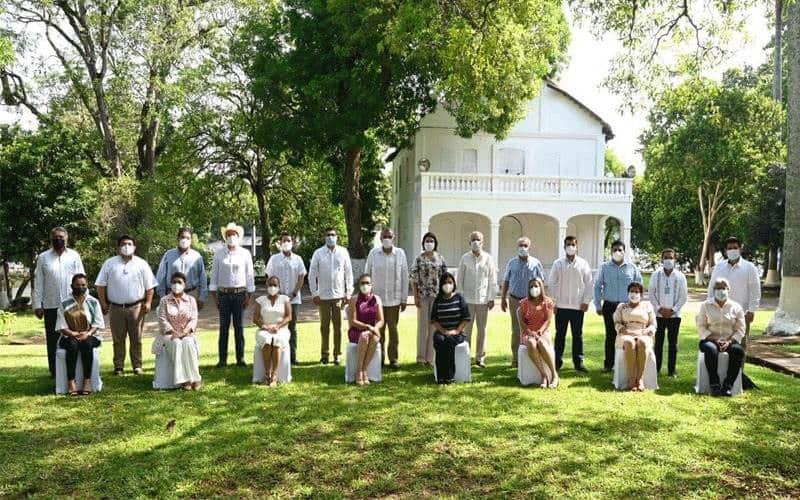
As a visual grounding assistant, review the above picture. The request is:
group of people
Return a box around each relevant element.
[32,222,760,395]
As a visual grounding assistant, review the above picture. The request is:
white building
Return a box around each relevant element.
[389,80,633,271]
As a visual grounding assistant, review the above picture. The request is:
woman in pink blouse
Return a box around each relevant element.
[518,278,558,388]
[157,272,201,390]
[613,282,656,391]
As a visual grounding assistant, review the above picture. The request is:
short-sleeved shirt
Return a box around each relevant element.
[502,256,545,300]
[266,252,307,305]
[519,297,554,334]
[410,252,448,298]
[95,255,157,304]
[430,292,470,330]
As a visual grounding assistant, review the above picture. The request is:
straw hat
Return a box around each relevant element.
[220,222,244,239]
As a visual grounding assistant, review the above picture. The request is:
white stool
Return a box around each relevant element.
[153,337,201,389]
[433,341,471,383]
[612,347,659,390]
[695,352,743,396]
[55,347,103,394]
[252,345,292,384]
[517,343,557,387]
[345,341,382,383]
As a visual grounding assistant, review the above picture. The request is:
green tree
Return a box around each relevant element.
[604,148,626,176]
[638,78,785,283]
[244,0,569,257]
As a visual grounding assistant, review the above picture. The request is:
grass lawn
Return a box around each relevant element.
[1,310,798,497]
[1,311,41,344]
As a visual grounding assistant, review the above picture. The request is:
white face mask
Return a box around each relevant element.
[628,292,641,303]
[565,245,577,256]
[441,283,454,294]
[325,235,337,246]
[530,286,541,298]
[171,282,185,295]
[612,250,624,263]
[518,246,529,257]
[360,283,372,295]
[714,289,729,302]
[423,241,435,252]
[470,240,482,252]
[120,244,135,257]
[280,241,293,253]
[662,259,675,270]
[267,286,280,296]
[727,249,740,261]
[178,238,191,250]
[226,235,239,247]
[381,238,393,250]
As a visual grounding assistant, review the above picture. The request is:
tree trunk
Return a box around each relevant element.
[13,275,30,302]
[696,229,713,287]
[254,187,272,260]
[343,146,366,258]
[2,260,11,304]
[768,0,800,335]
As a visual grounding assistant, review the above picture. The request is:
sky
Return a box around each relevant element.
[1,7,775,172]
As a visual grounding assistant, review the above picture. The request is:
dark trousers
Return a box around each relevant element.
[699,340,745,388]
[58,335,101,381]
[601,301,620,370]
[218,292,246,364]
[655,317,681,375]
[433,332,466,382]
[554,308,585,370]
[44,308,59,377]
[289,303,298,364]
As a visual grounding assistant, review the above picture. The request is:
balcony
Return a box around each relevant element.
[418,172,633,201]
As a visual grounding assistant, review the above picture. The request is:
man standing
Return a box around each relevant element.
[155,227,208,309]
[95,235,157,376]
[500,237,544,367]
[266,232,307,365]
[648,248,688,377]
[707,236,761,388]
[547,236,593,373]
[209,223,255,368]
[364,228,408,368]
[309,227,353,365]
[593,240,642,372]
[456,231,497,368]
[33,226,85,378]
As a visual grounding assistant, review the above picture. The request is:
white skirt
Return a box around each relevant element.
[255,328,290,350]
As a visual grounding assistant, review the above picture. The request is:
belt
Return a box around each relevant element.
[109,299,143,308]
[510,295,523,301]
[217,287,246,294]
[185,286,197,293]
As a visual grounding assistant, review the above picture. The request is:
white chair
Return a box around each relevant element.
[152,337,201,390]
[695,351,743,396]
[612,347,659,390]
[345,341,383,383]
[252,346,292,384]
[55,347,103,394]
[433,341,471,383]
[517,344,557,387]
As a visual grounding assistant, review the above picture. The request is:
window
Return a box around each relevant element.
[460,149,478,173]
[498,148,525,175]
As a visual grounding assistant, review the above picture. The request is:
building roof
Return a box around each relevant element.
[544,79,615,141]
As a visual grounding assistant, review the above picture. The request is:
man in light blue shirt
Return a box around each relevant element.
[500,236,545,367]
[156,227,209,309]
[593,240,642,371]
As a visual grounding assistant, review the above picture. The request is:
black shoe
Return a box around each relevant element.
[320,357,329,365]
[333,356,341,366]
[668,372,678,378]
[710,383,722,397]
[389,361,400,370]
[114,369,124,376]
[476,360,486,368]
[575,365,589,373]
[215,362,227,369]
[236,360,247,368]
[721,384,733,397]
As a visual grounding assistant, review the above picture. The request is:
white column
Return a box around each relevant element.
[490,221,501,263]
[557,224,568,258]
[622,223,632,258]
[597,216,608,268]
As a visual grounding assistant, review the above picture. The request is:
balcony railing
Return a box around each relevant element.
[419,172,632,199]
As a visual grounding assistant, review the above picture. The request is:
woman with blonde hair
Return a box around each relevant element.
[518,277,557,388]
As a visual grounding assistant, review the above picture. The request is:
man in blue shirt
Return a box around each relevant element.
[500,236,545,367]
[155,227,209,309]
[593,240,642,372]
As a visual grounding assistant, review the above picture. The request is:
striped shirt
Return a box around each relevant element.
[430,293,471,330]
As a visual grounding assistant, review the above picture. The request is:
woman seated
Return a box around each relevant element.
[253,276,292,386]
[518,278,558,388]
[347,273,384,386]
[613,282,656,391]
[696,278,746,397]
[156,272,201,390]
[431,272,471,384]
[56,273,104,396]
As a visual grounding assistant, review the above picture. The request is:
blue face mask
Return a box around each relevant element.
[325,235,337,246]
[663,259,675,271]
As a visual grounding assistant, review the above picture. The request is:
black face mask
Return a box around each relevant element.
[52,239,66,249]
[72,286,88,296]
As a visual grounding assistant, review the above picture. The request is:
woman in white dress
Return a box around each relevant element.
[253,276,292,386]
[613,282,656,391]
[156,272,201,390]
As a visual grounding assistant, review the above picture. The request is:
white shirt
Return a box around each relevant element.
[265,252,307,305]
[647,268,688,318]
[547,255,594,310]
[32,248,85,309]
[707,258,761,313]
[95,255,157,304]
[209,246,256,292]
[696,299,746,343]
[308,245,353,300]
[364,246,409,307]
[456,250,497,305]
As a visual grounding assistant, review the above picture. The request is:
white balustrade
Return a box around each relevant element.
[420,173,632,199]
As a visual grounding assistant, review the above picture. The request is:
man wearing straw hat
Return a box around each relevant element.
[209,223,255,367]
